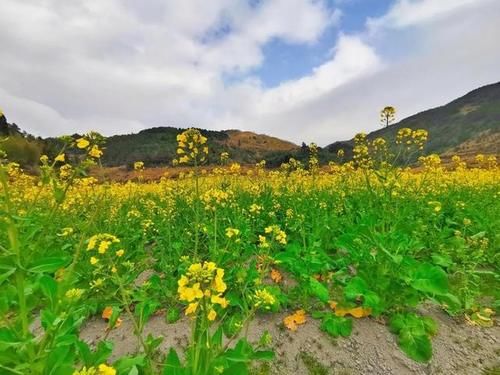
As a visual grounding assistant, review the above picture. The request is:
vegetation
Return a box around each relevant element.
[0,124,498,374]
[2,82,499,171]
[380,106,396,128]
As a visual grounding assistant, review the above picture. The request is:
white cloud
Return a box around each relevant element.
[0,0,499,146]
[367,0,492,31]
[0,0,340,137]
[259,35,382,112]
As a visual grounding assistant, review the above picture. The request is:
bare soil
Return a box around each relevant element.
[79,307,500,374]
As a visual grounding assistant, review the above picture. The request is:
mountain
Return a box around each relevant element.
[1,81,499,169]
[100,127,299,167]
[327,82,500,158]
[0,115,44,167]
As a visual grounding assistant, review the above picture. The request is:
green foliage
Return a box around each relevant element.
[389,313,437,363]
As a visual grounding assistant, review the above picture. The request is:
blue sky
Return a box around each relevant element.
[255,0,393,87]
[0,0,499,144]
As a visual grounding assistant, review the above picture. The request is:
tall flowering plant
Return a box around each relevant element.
[164,261,274,375]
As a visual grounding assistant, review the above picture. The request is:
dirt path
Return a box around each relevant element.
[80,308,500,374]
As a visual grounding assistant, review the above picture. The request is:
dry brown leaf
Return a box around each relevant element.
[284,309,307,331]
[329,301,371,318]
[102,306,113,320]
[270,268,282,283]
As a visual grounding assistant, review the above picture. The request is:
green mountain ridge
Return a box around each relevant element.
[1,81,499,169]
[327,81,500,157]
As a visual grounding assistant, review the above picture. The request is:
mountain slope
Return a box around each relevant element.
[101,127,299,167]
[2,81,498,169]
[327,81,500,156]
[0,115,44,166]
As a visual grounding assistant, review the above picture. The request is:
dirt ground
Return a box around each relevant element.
[79,306,500,375]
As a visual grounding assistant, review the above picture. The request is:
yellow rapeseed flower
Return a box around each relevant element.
[65,288,84,300]
[89,145,103,158]
[55,154,65,162]
[207,309,217,321]
[185,302,199,315]
[97,364,116,375]
[76,138,90,149]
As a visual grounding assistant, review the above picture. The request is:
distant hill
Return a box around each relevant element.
[1,81,499,169]
[0,115,44,167]
[100,127,299,167]
[327,82,500,158]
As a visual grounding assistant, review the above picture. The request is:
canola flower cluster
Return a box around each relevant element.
[258,225,287,248]
[1,122,499,373]
[73,364,116,375]
[178,262,229,321]
[86,233,125,276]
[174,128,208,165]
[253,288,277,310]
[396,128,428,150]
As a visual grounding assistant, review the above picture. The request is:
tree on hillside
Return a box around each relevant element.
[380,106,396,128]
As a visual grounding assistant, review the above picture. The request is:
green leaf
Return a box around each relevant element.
[308,277,329,303]
[224,339,253,362]
[422,316,438,336]
[40,309,57,330]
[166,307,180,324]
[431,254,453,268]
[0,327,21,348]
[0,267,15,285]
[389,313,405,334]
[75,340,92,366]
[163,348,184,375]
[76,340,113,366]
[344,277,382,314]
[114,355,146,374]
[389,313,435,362]
[28,256,69,273]
[344,277,368,300]
[398,329,432,363]
[320,314,352,337]
[409,263,448,295]
[46,345,75,374]
[436,292,461,314]
[212,327,223,350]
[39,275,58,308]
[251,350,275,361]
[222,362,248,375]
[135,301,159,330]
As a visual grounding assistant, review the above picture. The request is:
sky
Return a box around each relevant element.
[0,0,499,145]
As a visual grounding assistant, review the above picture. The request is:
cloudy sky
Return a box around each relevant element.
[0,0,499,145]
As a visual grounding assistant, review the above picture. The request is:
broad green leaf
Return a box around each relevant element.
[135,301,159,330]
[431,254,453,268]
[163,349,184,375]
[308,277,329,303]
[409,263,448,295]
[114,355,146,374]
[320,314,352,337]
[28,256,69,273]
[344,277,368,300]
[224,339,253,362]
[398,329,432,363]
[222,362,248,375]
